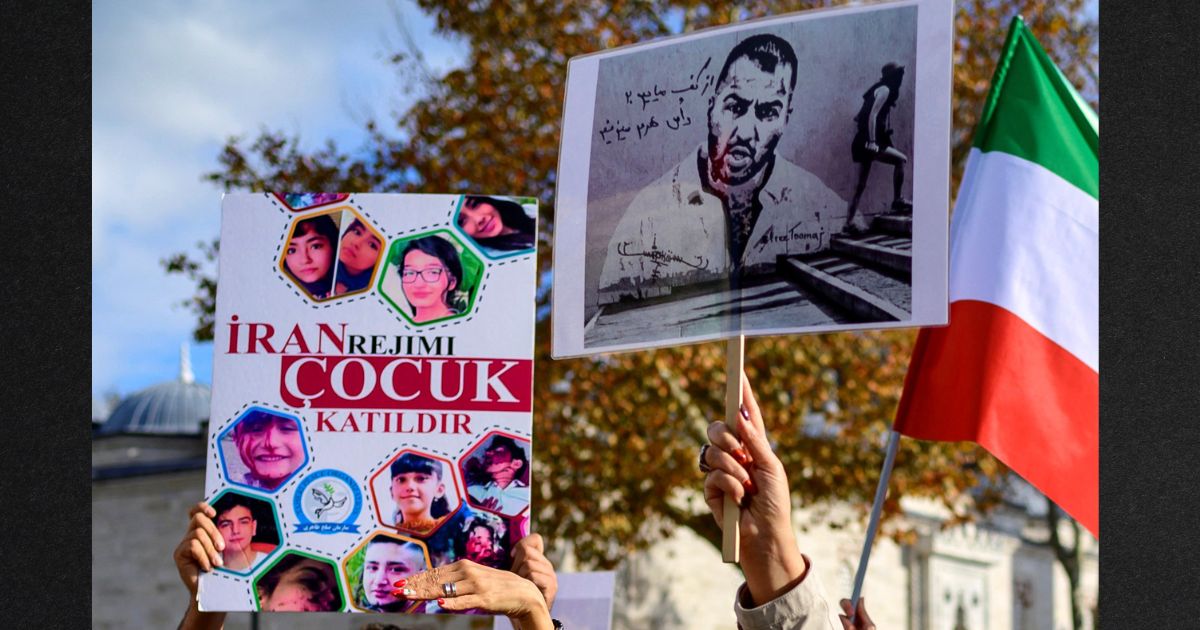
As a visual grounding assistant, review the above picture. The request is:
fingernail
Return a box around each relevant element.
[393,579,406,587]
[391,590,405,598]
[731,448,753,467]
[438,598,446,606]
[742,477,758,496]
[740,405,749,420]
[739,412,754,434]
[213,554,223,567]
[403,588,415,597]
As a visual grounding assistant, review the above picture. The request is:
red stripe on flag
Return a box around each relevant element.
[895,300,1098,536]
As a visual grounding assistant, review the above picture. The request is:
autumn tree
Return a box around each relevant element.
[168,0,1097,592]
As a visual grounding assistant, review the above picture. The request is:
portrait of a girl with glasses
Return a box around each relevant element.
[398,235,466,323]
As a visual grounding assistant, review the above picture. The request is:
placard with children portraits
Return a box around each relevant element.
[199,193,538,613]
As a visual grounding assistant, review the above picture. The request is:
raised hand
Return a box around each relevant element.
[173,502,225,597]
[702,373,807,607]
[395,560,553,630]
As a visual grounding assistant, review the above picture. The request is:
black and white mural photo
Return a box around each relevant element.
[552,0,952,357]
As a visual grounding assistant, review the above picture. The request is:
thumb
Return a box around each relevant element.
[525,532,544,553]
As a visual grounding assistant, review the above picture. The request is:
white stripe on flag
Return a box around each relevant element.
[949,148,1099,372]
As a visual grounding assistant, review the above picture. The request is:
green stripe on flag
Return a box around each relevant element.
[973,17,1098,199]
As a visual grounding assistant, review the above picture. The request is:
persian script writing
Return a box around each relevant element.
[598,57,714,145]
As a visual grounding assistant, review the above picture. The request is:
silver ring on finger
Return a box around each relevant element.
[699,444,713,474]
[442,581,458,597]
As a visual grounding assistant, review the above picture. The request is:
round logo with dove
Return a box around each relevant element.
[293,469,362,534]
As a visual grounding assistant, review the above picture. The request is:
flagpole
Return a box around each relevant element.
[849,429,901,618]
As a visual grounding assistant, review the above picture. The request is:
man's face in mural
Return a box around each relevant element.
[707,56,794,186]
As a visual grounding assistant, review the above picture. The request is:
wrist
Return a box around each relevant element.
[513,610,553,630]
[513,589,553,630]
[741,534,807,608]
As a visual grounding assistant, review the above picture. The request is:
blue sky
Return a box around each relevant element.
[92,1,467,400]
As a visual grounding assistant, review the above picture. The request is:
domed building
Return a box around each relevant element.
[92,345,210,479]
[98,346,209,436]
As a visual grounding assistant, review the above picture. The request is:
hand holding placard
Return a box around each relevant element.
[174,502,227,630]
[703,372,809,606]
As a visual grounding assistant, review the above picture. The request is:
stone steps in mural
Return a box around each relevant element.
[780,257,910,323]
[829,230,912,277]
[779,220,914,323]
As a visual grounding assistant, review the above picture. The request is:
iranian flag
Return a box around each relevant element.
[894,17,1098,536]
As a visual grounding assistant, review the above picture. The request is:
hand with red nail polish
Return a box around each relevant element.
[702,373,807,609]
[731,447,754,468]
[398,558,554,630]
[387,578,407,603]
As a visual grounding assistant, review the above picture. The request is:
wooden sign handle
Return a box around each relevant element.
[722,335,745,563]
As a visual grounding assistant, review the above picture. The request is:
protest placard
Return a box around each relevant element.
[198,193,538,614]
[552,0,953,357]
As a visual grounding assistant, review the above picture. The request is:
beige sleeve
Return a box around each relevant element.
[732,556,837,630]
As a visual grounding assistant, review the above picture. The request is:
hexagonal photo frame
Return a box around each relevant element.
[218,407,310,494]
[273,192,350,212]
[342,531,431,613]
[209,489,282,576]
[280,207,386,302]
[427,507,516,570]
[459,431,531,518]
[330,210,385,299]
[451,195,538,259]
[378,230,484,327]
[369,449,464,537]
[252,550,345,612]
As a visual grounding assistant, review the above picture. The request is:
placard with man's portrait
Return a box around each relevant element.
[552,0,953,357]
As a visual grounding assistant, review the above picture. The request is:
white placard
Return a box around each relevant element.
[198,193,538,615]
[552,0,952,357]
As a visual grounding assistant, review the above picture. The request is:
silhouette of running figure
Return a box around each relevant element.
[845,62,912,234]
